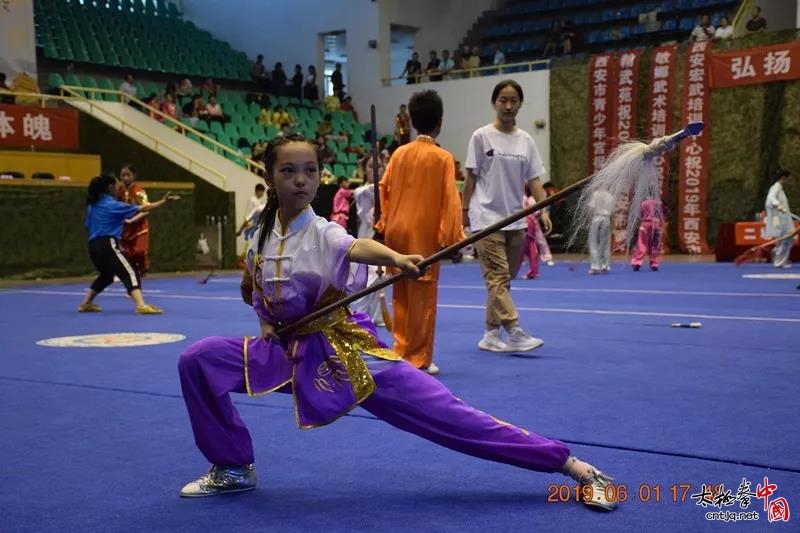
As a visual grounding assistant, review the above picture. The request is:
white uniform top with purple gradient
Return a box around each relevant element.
[246,206,366,326]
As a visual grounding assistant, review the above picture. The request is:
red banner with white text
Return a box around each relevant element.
[610,49,641,250]
[647,45,677,199]
[678,41,711,254]
[710,41,800,88]
[0,104,79,149]
[587,53,617,175]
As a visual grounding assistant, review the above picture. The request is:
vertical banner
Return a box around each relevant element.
[0,0,38,79]
[678,41,711,254]
[647,45,678,199]
[610,50,641,249]
[587,53,617,175]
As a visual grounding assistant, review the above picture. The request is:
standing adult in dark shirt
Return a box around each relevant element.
[402,52,422,85]
[746,6,767,33]
[331,63,344,98]
[272,63,287,97]
[290,64,303,100]
[78,174,179,314]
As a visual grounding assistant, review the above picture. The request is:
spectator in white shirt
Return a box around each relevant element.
[439,49,455,79]
[690,15,715,42]
[119,74,137,105]
[714,16,734,40]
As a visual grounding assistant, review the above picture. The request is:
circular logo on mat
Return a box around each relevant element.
[36,332,186,348]
[742,273,800,280]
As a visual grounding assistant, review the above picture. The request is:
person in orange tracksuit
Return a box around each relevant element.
[375,90,464,375]
[117,163,150,283]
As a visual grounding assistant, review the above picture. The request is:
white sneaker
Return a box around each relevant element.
[422,362,440,375]
[478,329,509,352]
[546,260,555,266]
[505,327,543,352]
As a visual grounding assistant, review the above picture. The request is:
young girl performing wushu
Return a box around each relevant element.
[176,135,617,511]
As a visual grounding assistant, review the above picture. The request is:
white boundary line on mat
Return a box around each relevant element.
[6,289,800,324]
[438,285,800,298]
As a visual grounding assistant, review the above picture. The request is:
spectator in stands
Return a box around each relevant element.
[290,64,303,100]
[271,63,287,97]
[324,93,341,113]
[401,52,422,85]
[258,105,273,127]
[439,49,455,79]
[144,93,160,119]
[304,65,319,101]
[493,45,506,74]
[331,63,344,98]
[251,54,267,82]
[119,74,137,105]
[178,78,193,97]
[340,95,358,121]
[316,135,335,166]
[164,80,178,98]
[468,46,481,76]
[205,95,229,123]
[184,94,207,126]
[542,19,562,58]
[272,105,294,131]
[159,93,179,126]
[746,6,767,33]
[426,51,442,82]
[690,15,715,42]
[714,16,734,40]
[202,78,218,97]
[458,47,470,78]
[316,113,334,138]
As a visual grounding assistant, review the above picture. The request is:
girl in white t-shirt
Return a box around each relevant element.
[462,80,552,354]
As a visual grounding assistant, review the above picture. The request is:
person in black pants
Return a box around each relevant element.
[78,174,180,314]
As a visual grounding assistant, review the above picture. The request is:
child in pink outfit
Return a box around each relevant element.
[631,197,665,271]
[331,177,353,229]
[520,193,541,279]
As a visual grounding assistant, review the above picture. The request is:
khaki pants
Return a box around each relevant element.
[474,230,525,330]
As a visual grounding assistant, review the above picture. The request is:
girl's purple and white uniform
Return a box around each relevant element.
[178,206,569,471]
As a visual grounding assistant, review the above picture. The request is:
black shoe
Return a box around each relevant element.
[650,265,658,271]
[632,265,640,271]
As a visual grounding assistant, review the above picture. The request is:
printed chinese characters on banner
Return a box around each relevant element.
[678,42,711,254]
[610,50,641,250]
[0,104,79,149]
[710,41,800,88]
[647,45,677,199]
[587,54,617,179]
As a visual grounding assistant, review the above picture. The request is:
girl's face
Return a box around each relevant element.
[268,142,320,219]
[120,167,135,187]
[493,85,522,124]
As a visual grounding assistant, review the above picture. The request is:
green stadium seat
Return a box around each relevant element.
[333,163,346,178]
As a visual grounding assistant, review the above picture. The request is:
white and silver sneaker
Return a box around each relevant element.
[505,327,543,352]
[478,329,509,352]
[180,464,257,497]
[422,362,440,375]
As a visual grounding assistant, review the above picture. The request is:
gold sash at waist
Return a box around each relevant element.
[294,292,400,402]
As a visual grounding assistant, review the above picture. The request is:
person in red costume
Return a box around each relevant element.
[117,164,151,283]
